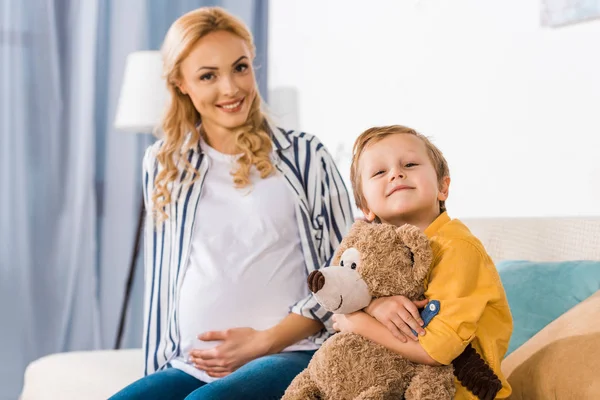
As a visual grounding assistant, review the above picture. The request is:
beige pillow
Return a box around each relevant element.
[501,290,600,399]
[507,333,600,399]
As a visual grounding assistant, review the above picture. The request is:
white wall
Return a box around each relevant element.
[268,0,600,218]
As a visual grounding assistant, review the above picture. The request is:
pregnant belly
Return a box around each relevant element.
[177,279,299,353]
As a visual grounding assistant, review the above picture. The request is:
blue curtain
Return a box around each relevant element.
[0,1,268,398]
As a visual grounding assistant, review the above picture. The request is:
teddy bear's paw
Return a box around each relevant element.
[405,384,454,400]
[282,369,323,400]
[404,365,455,400]
[354,386,401,400]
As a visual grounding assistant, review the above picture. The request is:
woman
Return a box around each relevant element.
[110,7,353,400]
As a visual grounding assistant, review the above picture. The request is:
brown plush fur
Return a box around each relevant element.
[283,221,456,400]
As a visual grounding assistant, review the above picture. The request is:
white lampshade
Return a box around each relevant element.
[114,51,168,133]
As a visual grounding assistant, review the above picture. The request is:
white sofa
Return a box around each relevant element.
[20,217,600,400]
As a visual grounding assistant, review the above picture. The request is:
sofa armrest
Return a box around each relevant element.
[21,349,143,400]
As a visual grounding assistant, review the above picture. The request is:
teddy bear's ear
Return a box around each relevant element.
[351,219,372,233]
[332,220,370,265]
[331,220,365,265]
[396,224,433,283]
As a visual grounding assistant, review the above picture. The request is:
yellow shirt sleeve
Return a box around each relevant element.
[419,238,502,365]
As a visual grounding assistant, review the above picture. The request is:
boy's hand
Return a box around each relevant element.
[332,311,365,334]
[364,296,429,342]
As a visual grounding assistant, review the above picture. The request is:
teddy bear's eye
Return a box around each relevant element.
[350,262,357,270]
[340,260,344,267]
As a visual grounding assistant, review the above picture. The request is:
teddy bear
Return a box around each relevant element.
[282,221,456,400]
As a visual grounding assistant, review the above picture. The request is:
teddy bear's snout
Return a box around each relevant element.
[307,270,325,293]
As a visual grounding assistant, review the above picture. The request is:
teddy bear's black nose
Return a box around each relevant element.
[307,270,325,293]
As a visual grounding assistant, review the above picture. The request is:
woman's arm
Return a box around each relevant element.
[263,313,324,354]
[333,311,441,366]
[190,314,322,378]
[289,143,355,338]
[141,141,160,376]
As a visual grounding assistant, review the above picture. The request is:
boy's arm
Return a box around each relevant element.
[419,238,510,364]
[333,311,441,366]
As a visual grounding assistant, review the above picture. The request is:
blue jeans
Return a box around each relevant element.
[109,350,315,400]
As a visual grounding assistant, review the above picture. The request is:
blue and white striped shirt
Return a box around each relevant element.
[141,125,354,375]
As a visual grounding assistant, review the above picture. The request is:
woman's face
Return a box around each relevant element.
[177,30,256,134]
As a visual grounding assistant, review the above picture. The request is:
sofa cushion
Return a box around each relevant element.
[497,260,600,355]
[501,290,600,377]
[20,349,143,400]
[502,291,600,399]
[507,332,600,399]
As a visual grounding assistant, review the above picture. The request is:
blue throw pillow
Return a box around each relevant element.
[497,260,600,356]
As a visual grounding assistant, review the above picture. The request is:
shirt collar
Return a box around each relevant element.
[266,118,291,151]
[187,118,291,155]
[424,211,451,238]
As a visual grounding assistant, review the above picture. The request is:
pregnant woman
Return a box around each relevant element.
[109,6,353,400]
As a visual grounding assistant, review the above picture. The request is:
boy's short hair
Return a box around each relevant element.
[350,125,450,214]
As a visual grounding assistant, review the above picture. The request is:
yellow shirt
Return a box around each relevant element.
[420,212,513,399]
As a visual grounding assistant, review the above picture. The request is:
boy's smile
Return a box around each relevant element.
[359,133,450,231]
[386,184,415,197]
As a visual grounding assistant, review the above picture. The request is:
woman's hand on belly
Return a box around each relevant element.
[189,327,270,378]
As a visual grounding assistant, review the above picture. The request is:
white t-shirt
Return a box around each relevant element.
[171,142,318,383]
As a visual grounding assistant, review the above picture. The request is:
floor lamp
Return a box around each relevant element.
[113,51,167,349]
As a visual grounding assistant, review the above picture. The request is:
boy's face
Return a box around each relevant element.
[358,134,450,229]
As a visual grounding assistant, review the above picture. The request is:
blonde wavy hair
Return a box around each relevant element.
[153,7,274,220]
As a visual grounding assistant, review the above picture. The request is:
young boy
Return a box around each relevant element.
[331,125,513,399]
